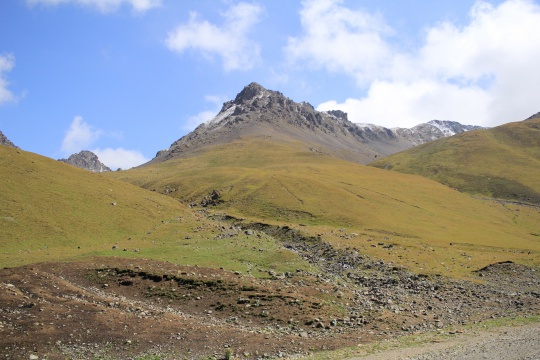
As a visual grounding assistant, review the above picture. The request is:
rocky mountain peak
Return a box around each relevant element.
[203,83,319,132]
[0,130,18,149]
[59,150,112,173]
[148,83,483,166]
[233,82,268,104]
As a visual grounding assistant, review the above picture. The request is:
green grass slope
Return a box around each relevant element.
[370,117,540,204]
[0,145,315,276]
[0,145,189,268]
[110,137,540,279]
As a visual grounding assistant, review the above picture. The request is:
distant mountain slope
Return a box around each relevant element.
[148,83,480,165]
[393,120,483,145]
[59,150,112,172]
[370,114,540,204]
[0,130,18,148]
[0,145,188,268]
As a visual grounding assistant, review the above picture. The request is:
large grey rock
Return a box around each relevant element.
[59,150,111,173]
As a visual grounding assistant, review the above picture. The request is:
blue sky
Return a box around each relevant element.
[1,0,539,169]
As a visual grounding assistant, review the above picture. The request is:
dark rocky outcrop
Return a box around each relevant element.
[59,150,111,173]
[0,130,18,149]
[526,111,540,120]
[326,110,348,121]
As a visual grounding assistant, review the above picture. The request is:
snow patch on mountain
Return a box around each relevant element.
[427,120,460,136]
[357,123,388,131]
[206,104,237,128]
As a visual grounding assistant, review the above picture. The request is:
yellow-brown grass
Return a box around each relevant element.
[0,146,188,267]
[370,117,540,204]
[109,137,540,279]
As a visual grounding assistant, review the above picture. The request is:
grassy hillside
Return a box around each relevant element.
[0,145,314,276]
[0,146,189,267]
[370,117,540,204]
[2,134,539,280]
[109,137,540,279]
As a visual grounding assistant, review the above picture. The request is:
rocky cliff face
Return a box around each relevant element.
[151,83,482,165]
[0,131,18,149]
[59,150,111,173]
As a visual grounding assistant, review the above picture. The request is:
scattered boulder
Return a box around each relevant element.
[200,190,223,207]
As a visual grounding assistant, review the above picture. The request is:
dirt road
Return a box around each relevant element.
[350,322,540,360]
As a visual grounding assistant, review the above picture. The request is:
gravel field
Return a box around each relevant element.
[351,322,540,360]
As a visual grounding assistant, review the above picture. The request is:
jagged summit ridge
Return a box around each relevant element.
[203,82,320,132]
[59,150,112,173]
[150,83,482,165]
[232,82,268,103]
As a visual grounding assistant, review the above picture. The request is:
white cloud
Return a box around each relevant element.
[185,110,218,131]
[0,53,15,106]
[93,147,149,170]
[318,80,491,127]
[286,0,392,85]
[183,95,226,131]
[61,116,103,154]
[165,2,264,71]
[26,0,161,13]
[292,0,540,127]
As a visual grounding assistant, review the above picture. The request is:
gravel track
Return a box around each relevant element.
[350,322,540,360]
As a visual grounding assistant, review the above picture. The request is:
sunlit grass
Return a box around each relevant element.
[371,118,540,204]
[108,136,540,280]
[2,135,539,281]
[0,146,188,268]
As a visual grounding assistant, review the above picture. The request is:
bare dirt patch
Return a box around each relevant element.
[0,258,369,359]
[1,240,539,359]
